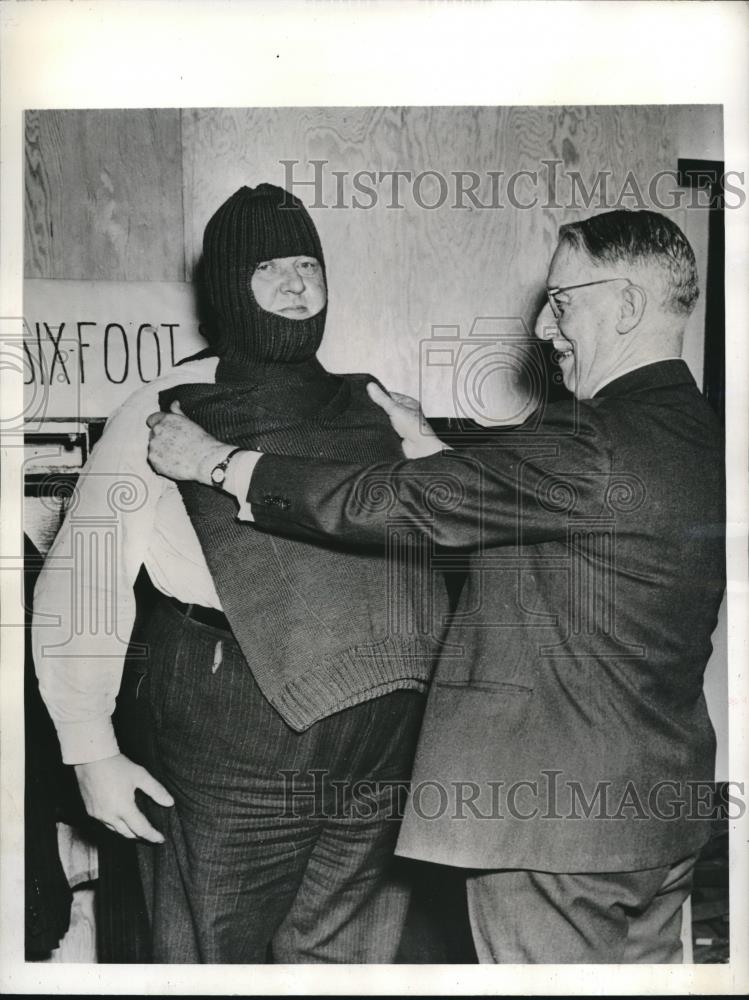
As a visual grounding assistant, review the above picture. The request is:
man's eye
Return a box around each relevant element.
[255,262,273,274]
[297,260,318,272]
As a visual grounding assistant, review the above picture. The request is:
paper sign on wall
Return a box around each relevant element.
[23,279,210,420]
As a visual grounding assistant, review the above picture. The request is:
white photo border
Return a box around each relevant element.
[1,1,747,994]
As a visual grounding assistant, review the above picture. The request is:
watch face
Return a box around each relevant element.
[211,466,225,485]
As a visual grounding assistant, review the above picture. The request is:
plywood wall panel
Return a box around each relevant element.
[25,110,185,282]
[24,106,710,393]
[181,106,688,393]
[25,110,65,280]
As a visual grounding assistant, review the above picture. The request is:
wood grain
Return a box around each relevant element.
[25,110,185,281]
[181,106,696,396]
[24,105,715,397]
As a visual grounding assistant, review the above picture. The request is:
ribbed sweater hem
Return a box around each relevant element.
[259,636,435,730]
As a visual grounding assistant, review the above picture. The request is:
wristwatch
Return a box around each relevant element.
[209,448,242,488]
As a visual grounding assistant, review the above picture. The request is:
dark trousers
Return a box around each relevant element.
[133,597,425,963]
[466,854,698,963]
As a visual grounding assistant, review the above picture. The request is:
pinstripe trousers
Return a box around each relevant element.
[132,597,425,963]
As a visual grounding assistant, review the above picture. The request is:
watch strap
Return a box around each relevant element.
[210,447,242,486]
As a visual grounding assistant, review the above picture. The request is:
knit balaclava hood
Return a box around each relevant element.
[202,183,327,380]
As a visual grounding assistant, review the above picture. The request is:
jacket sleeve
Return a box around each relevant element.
[245,403,613,551]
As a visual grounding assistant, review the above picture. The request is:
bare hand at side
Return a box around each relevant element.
[75,753,174,843]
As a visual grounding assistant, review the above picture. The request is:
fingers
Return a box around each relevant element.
[146,400,183,431]
[137,767,175,809]
[115,772,173,843]
[75,756,174,844]
[146,410,166,429]
[106,808,165,844]
[94,802,163,843]
[119,806,166,845]
[367,382,423,415]
[366,381,396,414]
[108,819,136,839]
[388,391,421,411]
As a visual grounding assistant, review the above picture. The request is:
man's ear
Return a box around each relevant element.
[616,284,647,335]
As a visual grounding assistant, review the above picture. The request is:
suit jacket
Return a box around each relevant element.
[249,360,725,872]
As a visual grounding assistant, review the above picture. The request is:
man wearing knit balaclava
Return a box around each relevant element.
[34,183,447,964]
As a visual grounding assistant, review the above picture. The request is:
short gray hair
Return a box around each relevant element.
[558,210,699,316]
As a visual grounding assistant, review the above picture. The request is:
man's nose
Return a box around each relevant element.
[279,264,305,293]
[534,301,559,341]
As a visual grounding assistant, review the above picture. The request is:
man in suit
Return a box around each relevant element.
[148,209,725,962]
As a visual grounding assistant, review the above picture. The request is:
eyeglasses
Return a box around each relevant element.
[546,278,631,320]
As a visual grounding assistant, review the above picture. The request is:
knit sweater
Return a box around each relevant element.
[162,182,447,727]
[160,373,448,730]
